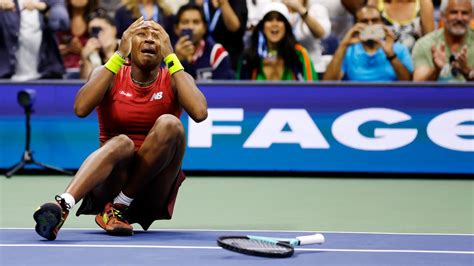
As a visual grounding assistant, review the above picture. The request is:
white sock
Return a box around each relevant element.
[60,193,75,210]
[113,191,134,207]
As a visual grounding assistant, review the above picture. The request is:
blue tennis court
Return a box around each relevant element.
[1,228,473,265]
[1,176,473,265]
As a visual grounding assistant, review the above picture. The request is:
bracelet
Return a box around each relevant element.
[164,53,184,75]
[386,54,397,61]
[104,52,126,74]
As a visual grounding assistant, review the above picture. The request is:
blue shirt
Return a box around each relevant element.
[341,42,413,81]
[181,37,234,80]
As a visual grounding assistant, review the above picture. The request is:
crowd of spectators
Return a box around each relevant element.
[0,0,472,82]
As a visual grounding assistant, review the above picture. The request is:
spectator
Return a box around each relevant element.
[323,5,413,81]
[80,8,118,79]
[374,0,435,51]
[173,3,234,80]
[237,2,317,81]
[115,0,173,38]
[436,0,474,29]
[282,0,331,74]
[193,0,248,70]
[58,0,98,78]
[0,0,69,80]
[412,0,473,81]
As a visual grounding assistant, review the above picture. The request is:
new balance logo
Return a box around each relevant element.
[150,92,163,101]
[120,91,132,97]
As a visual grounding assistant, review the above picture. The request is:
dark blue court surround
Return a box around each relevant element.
[1,229,472,265]
[1,81,473,174]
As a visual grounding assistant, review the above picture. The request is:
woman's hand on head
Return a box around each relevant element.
[145,20,174,58]
[118,16,145,58]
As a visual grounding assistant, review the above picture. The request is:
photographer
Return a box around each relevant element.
[323,5,413,81]
[80,9,118,79]
[173,3,234,80]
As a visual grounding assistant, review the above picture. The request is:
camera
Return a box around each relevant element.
[90,26,102,38]
[360,24,385,41]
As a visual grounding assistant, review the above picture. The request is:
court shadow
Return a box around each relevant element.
[80,229,218,243]
[43,239,87,244]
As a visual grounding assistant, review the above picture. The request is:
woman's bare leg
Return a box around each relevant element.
[123,114,186,204]
[94,115,185,235]
[65,134,135,202]
[34,134,135,240]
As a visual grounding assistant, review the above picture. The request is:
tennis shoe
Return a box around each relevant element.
[33,195,70,241]
[95,202,133,236]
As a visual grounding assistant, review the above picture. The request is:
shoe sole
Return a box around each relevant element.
[33,203,62,241]
[95,214,133,236]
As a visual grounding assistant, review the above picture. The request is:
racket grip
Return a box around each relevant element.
[296,234,325,245]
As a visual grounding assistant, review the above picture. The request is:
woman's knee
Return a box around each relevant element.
[152,115,185,142]
[103,134,135,161]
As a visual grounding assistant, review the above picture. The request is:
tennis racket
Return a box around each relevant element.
[217,233,325,258]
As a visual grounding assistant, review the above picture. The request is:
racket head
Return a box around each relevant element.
[217,236,294,258]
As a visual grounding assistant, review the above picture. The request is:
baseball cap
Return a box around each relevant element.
[261,1,291,22]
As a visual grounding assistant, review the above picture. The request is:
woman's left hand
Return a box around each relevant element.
[145,20,174,58]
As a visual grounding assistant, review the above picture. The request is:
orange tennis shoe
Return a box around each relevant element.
[33,195,70,240]
[95,202,133,236]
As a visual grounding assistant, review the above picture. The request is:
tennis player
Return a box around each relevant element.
[33,17,208,240]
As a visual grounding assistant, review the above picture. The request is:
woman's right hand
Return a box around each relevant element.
[117,16,144,58]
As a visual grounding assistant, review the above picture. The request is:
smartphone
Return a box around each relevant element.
[360,24,385,41]
[181,28,193,40]
[60,34,72,44]
[90,26,102,38]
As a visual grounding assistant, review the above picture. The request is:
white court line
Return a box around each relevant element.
[1,228,473,236]
[1,244,473,255]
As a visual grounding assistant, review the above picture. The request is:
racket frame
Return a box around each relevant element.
[217,235,295,258]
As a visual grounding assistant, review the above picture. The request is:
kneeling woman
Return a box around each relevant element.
[33,17,207,240]
[237,2,317,81]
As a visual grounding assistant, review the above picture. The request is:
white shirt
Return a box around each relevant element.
[11,0,42,81]
[289,3,331,72]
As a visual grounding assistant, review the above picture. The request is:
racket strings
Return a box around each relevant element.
[222,238,292,254]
